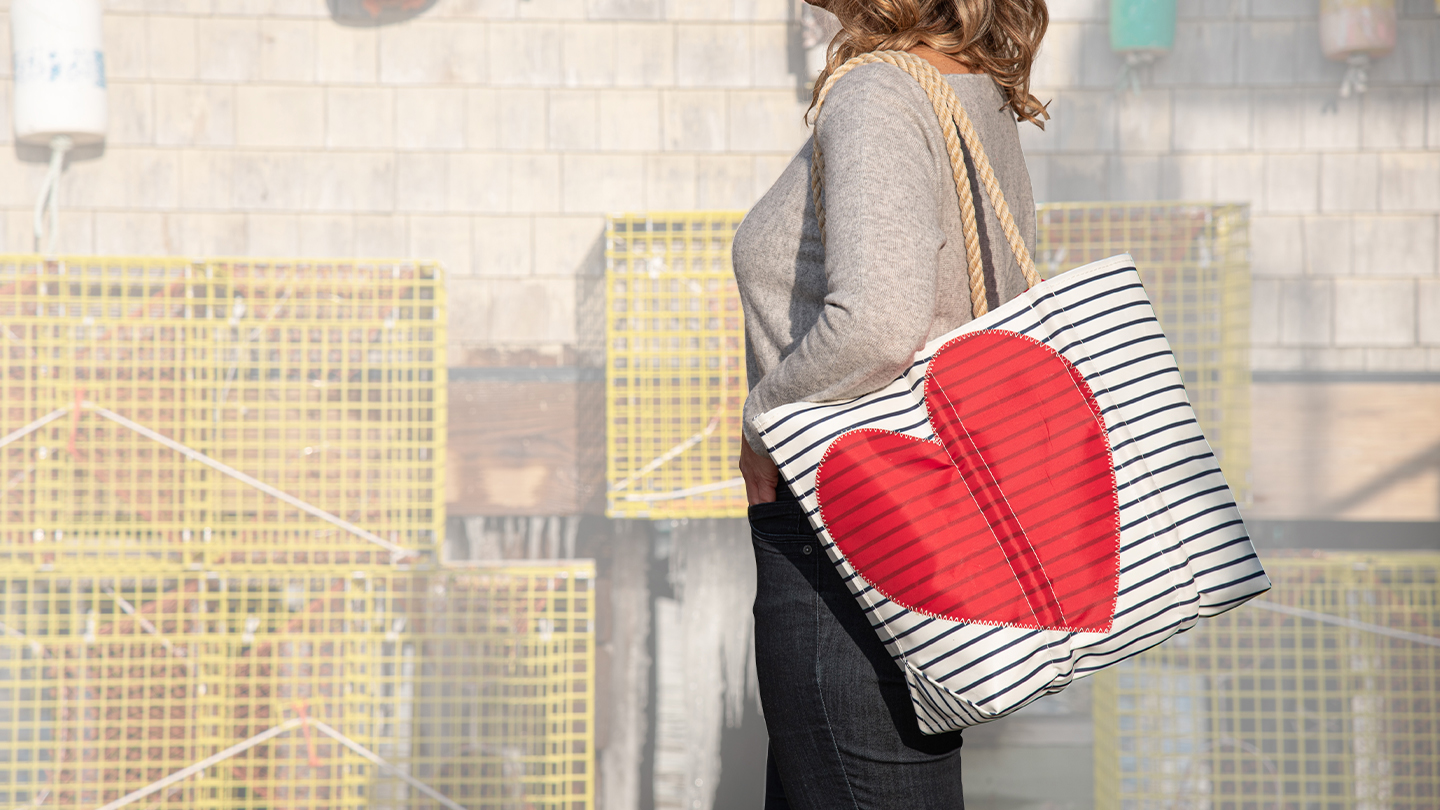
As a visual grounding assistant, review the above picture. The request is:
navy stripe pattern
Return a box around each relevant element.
[752,254,1271,734]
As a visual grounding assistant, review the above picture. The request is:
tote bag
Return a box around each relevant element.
[752,51,1271,734]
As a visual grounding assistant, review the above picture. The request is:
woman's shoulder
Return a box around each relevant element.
[816,61,1009,137]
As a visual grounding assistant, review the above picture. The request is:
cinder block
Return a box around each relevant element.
[586,0,663,19]
[1353,215,1437,277]
[1053,91,1116,152]
[447,153,511,214]
[326,87,397,150]
[397,153,451,213]
[147,16,197,80]
[474,215,536,276]
[466,89,500,150]
[1108,156,1160,201]
[675,24,751,87]
[509,154,562,213]
[1077,22,1124,89]
[1047,0,1104,21]
[562,153,645,213]
[1029,22,1082,90]
[518,0,585,19]
[246,213,300,255]
[597,91,662,152]
[549,90,599,151]
[1292,22,1336,85]
[232,152,309,211]
[1302,216,1353,276]
[1046,155,1108,202]
[179,151,235,211]
[1250,216,1304,277]
[1361,348,1428,372]
[662,90,727,152]
[353,213,408,258]
[615,23,675,87]
[65,149,179,211]
[103,15,148,80]
[752,153,794,199]
[107,82,155,146]
[397,88,468,150]
[1213,154,1264,207]
[560,22,617,87]
[697,155,755,209]
[488,22,561,86]
[1319,153,1379,213]
[1250,0,1317,18]
[1262,153,1319,214]
[302,152,396,213]
[1300,91,1360,151]
[93,212,173,256]
[487,278,576,344]
[1151,21,1238,87]
[235,86,326,148]
[728,90,808,153]
[196,17,260,82]
[1379,153,1440,212]
[750,22,793,89]
[1303,346,1366,371]
[1252,89,1303,150]
[1158,154,1214,201]
[533,215,604,276]
[1173,89,1252,152]
[732,0,789,21]
[315,23,377,84]
[1360,88,1428,150]
[1431,88,1440,150]
[410,215,474,277]
[1236,20,1300,86]
[295,214,357,258]
[1369,18,1436,84]
[169,212,248,257]
[1115,90,1172,153]
[378,20,489,84]
[1250,278,1281,347]
[1419,280,1440,345]
[1277,278,1333,347]
[645,154,698,210]
[155,85,236,147]
[1249,347,1303,372]
[497,89,549,151]
[446,278,492,349]
[259,19,317,82]
[1333,278,1417,347]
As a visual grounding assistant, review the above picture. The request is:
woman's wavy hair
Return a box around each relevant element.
[811,0,1050,127]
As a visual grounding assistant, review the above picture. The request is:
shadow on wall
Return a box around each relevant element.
[327,0,439,27]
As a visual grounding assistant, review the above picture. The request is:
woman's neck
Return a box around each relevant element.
[906,44,979,75]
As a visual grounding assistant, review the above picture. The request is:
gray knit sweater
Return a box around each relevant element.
[734,63,1037,454]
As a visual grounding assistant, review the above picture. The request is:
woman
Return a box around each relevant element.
[732,1,1050,807]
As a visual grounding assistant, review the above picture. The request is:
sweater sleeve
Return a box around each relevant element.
[742,66,948,454]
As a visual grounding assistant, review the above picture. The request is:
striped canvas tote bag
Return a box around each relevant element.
[752,52,1271,734]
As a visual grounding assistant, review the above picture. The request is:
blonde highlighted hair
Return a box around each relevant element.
[811,0,1050,127]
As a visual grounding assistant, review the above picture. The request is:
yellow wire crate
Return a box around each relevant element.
[1093,553,1440,810]
[0,255,446,567]
[0,562,594,810]
[1036,203,1252,504]
[605,213,748,519]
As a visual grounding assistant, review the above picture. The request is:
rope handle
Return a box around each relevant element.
[810,50,1041,319]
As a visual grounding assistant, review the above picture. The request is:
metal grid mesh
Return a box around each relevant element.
[1093,553,1440,810]
[1035,203,1252,504]
[604,213,748,519]
[0,256,446,566]
[0,563,595,810]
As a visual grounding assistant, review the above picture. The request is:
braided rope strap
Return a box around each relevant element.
[810,50,1042,319]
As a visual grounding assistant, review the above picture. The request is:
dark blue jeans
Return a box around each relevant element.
[749,492,966,810]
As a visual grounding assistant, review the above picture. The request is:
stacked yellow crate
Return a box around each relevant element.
[1094,553,1440,810]
[0,256,595,810]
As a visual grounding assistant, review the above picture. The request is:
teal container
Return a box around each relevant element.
[1110,0,1176,53]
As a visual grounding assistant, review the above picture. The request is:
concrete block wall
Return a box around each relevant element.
[0,0,811,367]
[1028,0,1440,374]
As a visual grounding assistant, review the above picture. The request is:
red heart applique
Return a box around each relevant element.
[815,330,1120,632]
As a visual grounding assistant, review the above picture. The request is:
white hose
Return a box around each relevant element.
[32,135,73,255]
